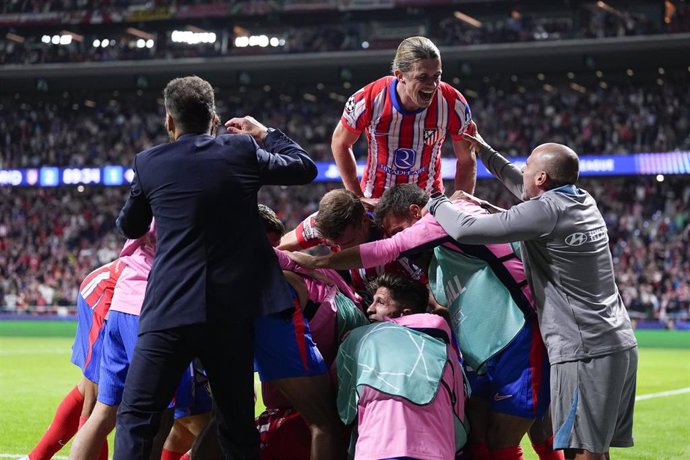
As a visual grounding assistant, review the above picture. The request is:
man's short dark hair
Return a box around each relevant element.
[374,184,428,227]
[258,204,285,237]
[370,273,428,315]
[314,189,365,241]
[163,75,215,134]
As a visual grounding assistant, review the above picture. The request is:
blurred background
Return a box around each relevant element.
[0,0,688,330]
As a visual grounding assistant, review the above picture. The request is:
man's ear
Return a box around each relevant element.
[165,113,175,135]
[409,204,422,220]
[394,69,404,82]
[535,170,549,188]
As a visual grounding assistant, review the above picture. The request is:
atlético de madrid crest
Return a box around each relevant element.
[423,128,439,145]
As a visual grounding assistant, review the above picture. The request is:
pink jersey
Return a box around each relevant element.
[341,76,474,198]
[110,224,156,316]
[354,314,465,460]
[292,212,427,294]
[359,200,535,310]
[79,259,124,321]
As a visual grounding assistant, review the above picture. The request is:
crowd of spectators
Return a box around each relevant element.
[1,176,687,326]
[2,1,689,65]
[2,77,689,170]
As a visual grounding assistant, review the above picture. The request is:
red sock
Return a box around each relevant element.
[179,450,192,460]
[161,448,184,460]
[532,435,565,460]
[29,385,84,460]
[467,442,490,460]
[97,439,109,460]
[490,445,525,460]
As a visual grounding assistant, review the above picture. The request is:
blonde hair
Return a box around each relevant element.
[391,36,440,74]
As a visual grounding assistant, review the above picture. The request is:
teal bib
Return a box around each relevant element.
[429,246,525,371]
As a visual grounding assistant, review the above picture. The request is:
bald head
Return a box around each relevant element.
[532,143,579,189]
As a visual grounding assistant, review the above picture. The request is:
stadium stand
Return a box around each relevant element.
[1,0,689,328]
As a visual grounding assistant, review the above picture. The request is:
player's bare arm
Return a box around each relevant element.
[331,122,365,197]
[277,228,302,251]
[452,137,477,194]
[286,246,363,271]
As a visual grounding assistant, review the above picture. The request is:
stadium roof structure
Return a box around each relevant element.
[1,32,689,92]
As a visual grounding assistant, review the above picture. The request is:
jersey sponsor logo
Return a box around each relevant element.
[565,226,608,246]
[393,148,416,170]
[378,164,428,176]
[423,128,440,145]
[565,232,588,246]
[493,393,513,401]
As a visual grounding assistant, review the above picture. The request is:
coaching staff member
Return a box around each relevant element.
[114,75,317,459]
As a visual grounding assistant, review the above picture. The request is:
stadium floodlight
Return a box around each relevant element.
[269,37,279,47]
[92,39,101,47]
[59,35,72,45]
[146,39,154,48]
[41,35,51,44]
[361,41,369,49]
[51,35,60,45]
[171,30,216,45]
[101,39,110,48]
[137,39,145,48]
[235,36,249,47]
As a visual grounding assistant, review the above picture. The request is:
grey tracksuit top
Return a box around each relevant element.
[431,146,637,364]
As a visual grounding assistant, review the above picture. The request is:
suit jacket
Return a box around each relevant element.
[116,129,317,333]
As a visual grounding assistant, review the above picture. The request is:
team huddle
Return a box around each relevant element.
[27,36,637,460]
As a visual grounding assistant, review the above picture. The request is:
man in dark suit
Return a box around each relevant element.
[114,75,318,459]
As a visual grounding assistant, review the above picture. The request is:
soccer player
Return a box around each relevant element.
[279,188,425,301]
[337,274,467,459]
[69,227,173,460]
[332,36,476,205]
[289,184,551,459]
[24,260,123,460]
[427,133,638,460]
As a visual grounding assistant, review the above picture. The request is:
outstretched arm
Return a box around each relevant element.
[464,132,524,200]
[287,245,364,271]
[428,193,558,244]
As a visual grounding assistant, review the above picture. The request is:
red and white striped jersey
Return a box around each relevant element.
[340,76,474,198]
[79,259,124,320]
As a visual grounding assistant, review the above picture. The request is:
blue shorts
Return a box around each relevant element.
[70,294,106,384]
[466,316,550,419]
[173,361,213,420]
[254,287,326,382]
[97,310,140,406]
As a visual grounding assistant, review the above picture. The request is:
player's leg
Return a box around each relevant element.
[528,409,564,460]
[255,303,344,460]
[27,382,85,460]
[486,317,551,460]
[552,348,637,460]
[69,402,117,460]
[70,310,136,460]
[113,326,195,460]
[464,376,491,460]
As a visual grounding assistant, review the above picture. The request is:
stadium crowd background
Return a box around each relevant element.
[1,0,689,328]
